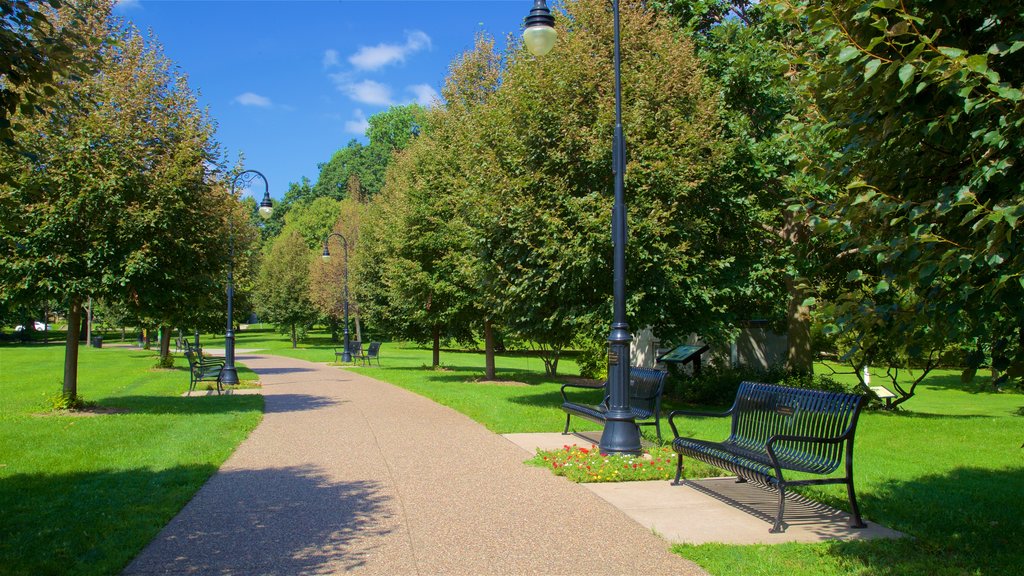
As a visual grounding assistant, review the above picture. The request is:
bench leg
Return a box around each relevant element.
[846,477,867,528]
[671,453,684,485]
[771,485,787,533]
[654,419,662,444]
[562,413,571,435]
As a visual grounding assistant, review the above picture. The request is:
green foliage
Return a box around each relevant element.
[668,363,787,405]
[781,1,1024,384]
[282,196,343,249]
[43,391,96,412]
[255,231,318,347]
[155,352,175,369]
[0,0,93,148]
[0,4,232,396]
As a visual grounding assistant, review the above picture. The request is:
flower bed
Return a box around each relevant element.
[528,443,722,483]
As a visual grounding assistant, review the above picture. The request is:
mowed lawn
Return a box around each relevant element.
[4,327,1023,576]
[0,341,263,576]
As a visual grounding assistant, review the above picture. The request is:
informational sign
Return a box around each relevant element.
[656,344,710,375]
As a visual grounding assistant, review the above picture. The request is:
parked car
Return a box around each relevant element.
[14,321,47,332]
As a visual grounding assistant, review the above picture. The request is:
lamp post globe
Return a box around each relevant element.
[524,0,641,455]
[222,169,273,386]
[322,232,352,363]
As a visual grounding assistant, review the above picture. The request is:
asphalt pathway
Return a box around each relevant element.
[123,354,707,575]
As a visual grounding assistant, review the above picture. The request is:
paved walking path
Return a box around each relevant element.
[124,354,707,575]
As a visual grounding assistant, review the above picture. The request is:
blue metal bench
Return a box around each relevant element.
[669,381,867,532]
[560,367,668,442]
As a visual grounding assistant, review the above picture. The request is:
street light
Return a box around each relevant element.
[222,169,274,386]
[523,0,640,455]
[321,232,351,362]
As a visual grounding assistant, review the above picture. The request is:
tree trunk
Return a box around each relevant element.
[63,296,83,399]
[484,319,496,380]
[291,324,297,349]
[355,315,363,343]
[784,211,813,374]
[159,326,172,363]
[432,325,440,368]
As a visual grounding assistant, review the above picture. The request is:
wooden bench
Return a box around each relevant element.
[184,348,225,395]
[669,381,867,532]
[560,367,668,442]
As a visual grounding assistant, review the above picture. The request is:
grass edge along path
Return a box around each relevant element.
[0,343,263,576]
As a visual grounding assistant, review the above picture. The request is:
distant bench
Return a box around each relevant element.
[560,367,668,443]
[669,381,867,533]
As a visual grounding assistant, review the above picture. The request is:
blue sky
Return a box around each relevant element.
[113,0,532,199]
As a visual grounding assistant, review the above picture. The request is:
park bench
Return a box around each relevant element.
[334,340,362,364]
[560,367,668,442]
[184,348,225,395]
[669,381,867,533]
[359,341,382,367]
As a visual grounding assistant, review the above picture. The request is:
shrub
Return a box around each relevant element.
[667,364,858,405]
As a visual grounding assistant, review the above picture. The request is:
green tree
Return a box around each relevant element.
[0,1,230,398]
[782,0,1024,395]
[255,230,318,348]
[475,0,754,373]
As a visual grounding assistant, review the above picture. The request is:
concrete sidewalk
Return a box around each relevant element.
[123,355,707,575]
[503,433,903,545]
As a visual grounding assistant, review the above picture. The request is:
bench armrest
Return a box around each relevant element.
[560,380,606,404]
[667,408,733,438]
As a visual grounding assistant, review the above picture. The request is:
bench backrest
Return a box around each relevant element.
[728,381,864,473]
[627,367,668,413]
[183,349,201,373]
[348,340,362,356]
[366,341,381,357]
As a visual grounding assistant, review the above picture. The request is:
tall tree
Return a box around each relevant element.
[0,0,228,398]
[782,0,1024,394]
[475,0,752,373]
[255,230,318,348]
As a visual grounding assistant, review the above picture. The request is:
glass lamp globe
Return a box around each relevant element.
[524,24,557,56]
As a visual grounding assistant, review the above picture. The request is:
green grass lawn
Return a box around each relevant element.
[0,342,263,576]
[6,325,1022,576]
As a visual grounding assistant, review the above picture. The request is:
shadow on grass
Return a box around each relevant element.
[819,466,1024,575]
[0,465,393,576]
[95,394,264,415]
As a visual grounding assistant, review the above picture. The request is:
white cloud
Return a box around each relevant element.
[407,84,439,107]
[343,80,393,106]
[344,109,369,135]
[322,49,340,68]
[114,0,141,9]
[348,30,433,71]
[234,92,272,108]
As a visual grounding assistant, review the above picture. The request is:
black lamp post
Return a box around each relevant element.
[524,0,641,455]
[222,169,274,386]
[321,232,351,362]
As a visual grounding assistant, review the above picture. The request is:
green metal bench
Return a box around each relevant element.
[184,348,225,395]
[669,381,867,533]
[359,341,382,367]
[560,367,668,442]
